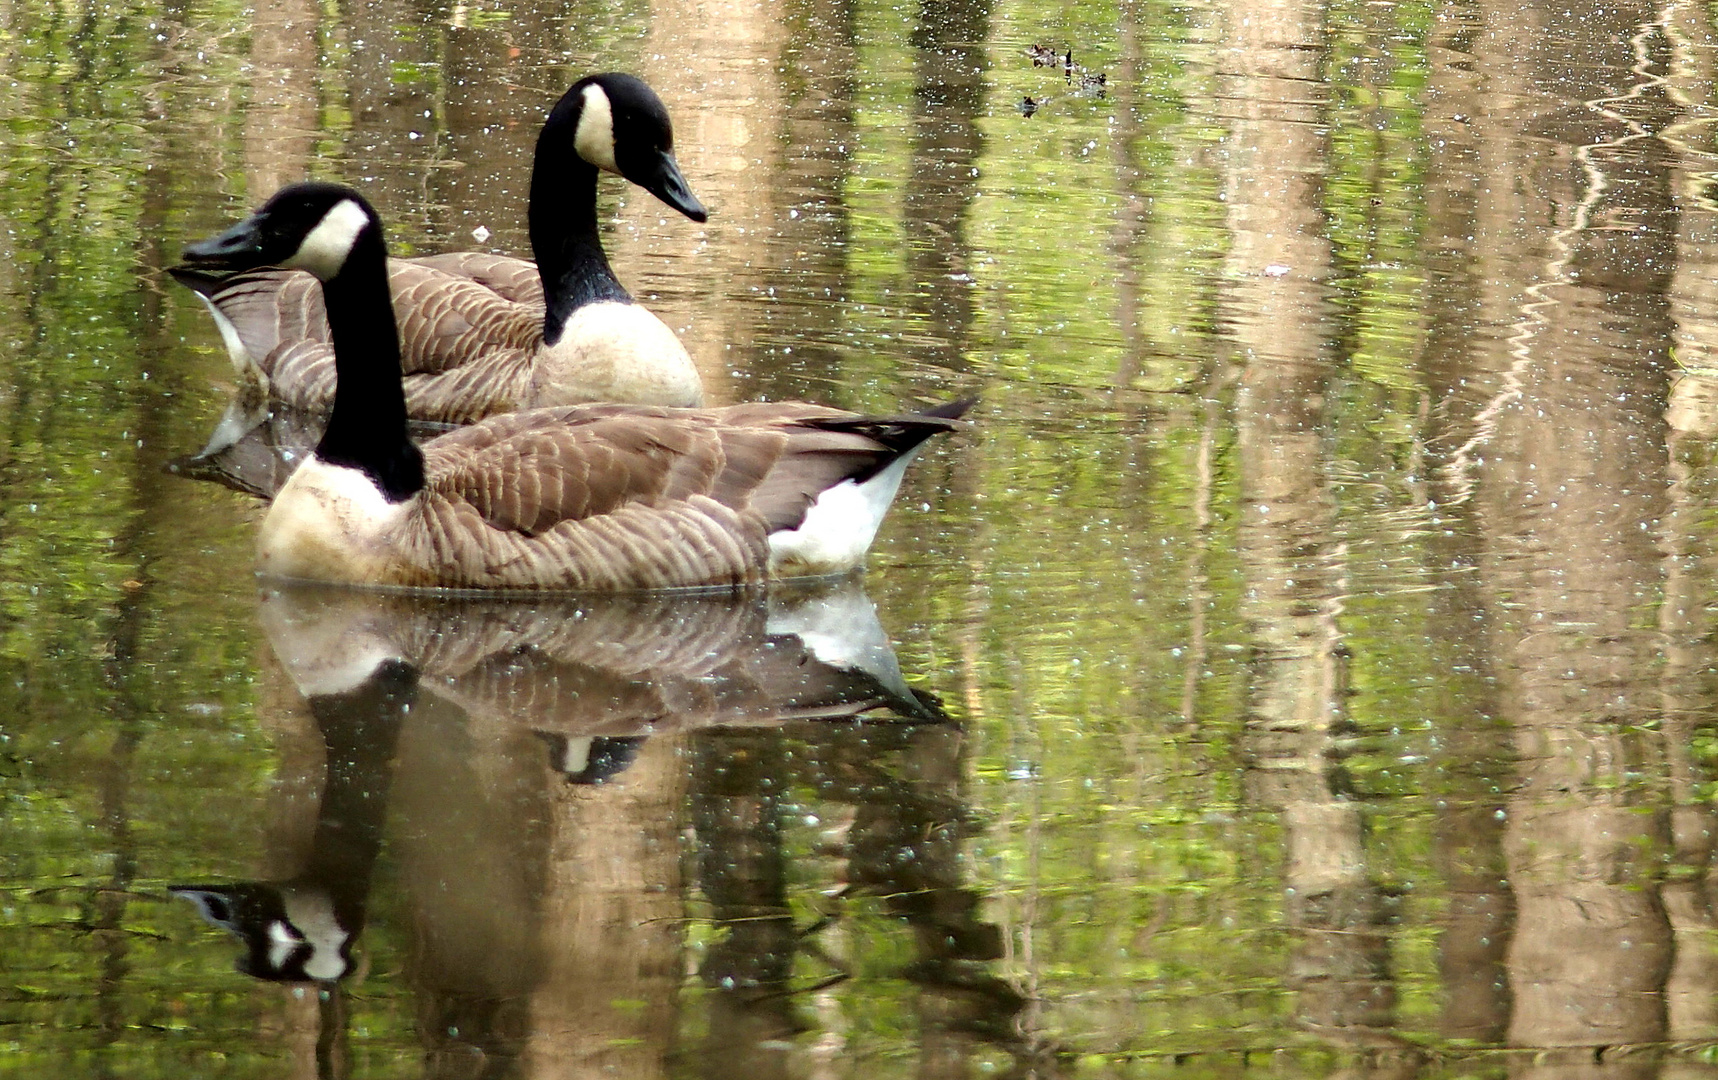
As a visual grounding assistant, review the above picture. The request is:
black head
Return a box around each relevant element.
[181,182,384,281]
[170,883,355,983]
[550,72,708,222]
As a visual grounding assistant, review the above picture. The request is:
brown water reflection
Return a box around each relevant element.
[15,0,1718,1075]
[173,582,998,1076]
[1436,0,1685,1060]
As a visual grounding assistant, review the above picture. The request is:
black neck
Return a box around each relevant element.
[315,225,426,501]
[530,110,632,346]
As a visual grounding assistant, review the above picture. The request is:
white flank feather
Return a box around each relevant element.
[767,451,919,576]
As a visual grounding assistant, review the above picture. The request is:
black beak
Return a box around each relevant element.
[635,149,707,222]
[181,215,268,271]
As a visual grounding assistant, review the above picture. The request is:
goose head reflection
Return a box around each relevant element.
[173,580,945,984]
[165,401,447,501]
[172,657,418,983]
[171,883,355,984]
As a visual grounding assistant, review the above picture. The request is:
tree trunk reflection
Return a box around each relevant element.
[1219,0,1401,1048]
[1464,0,1678,1053]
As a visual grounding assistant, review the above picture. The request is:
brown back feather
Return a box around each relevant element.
[420,402,968,545]
[195,257,548,421]
[408,252,545,306]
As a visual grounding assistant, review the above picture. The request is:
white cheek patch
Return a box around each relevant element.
[284,198,371,279]
[266,919,305,975]
[574,84,619,173]
[280,889,349,982]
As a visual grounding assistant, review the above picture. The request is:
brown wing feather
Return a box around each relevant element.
[389,491,767,590]
[363,402,967,591]
[198,257,548,421]
[386,263,545,371]
[408,252,545,306]
[425,401,966,535]
[423,407,746,534]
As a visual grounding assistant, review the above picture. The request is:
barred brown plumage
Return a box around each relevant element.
[179,182,975,592]
[171,73,707,424]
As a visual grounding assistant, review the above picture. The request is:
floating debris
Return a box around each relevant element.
[1027,44,1076,76]
[1024,44,1109,105]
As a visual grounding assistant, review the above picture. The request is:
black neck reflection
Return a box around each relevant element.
[168,582,1017,1075]
[172,659,416,984]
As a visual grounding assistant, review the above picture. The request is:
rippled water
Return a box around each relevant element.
[7,0,1718,1076]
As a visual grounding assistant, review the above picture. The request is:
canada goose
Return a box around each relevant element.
[179,183,972,591]
[172,73,709,424]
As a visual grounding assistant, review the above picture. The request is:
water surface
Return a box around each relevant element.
[5,0,1718,1077]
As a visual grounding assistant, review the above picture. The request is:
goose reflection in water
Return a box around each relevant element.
[173,579,945,982]
[166,580,1027,1073]
[165,400,346,501]
[167,580,1030,1073]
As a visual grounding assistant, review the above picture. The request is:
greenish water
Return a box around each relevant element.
[6,0,1718,1077]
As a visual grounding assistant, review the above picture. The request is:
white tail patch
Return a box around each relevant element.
[194,394,270,459]
[283,198,371,280]
[767,451,919,576]
[574,83,619,173]
[194,292,264,374]
[191,294,271,457]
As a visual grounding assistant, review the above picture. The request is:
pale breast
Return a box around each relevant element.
[532,301,704,408]
[257,457,412,585]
